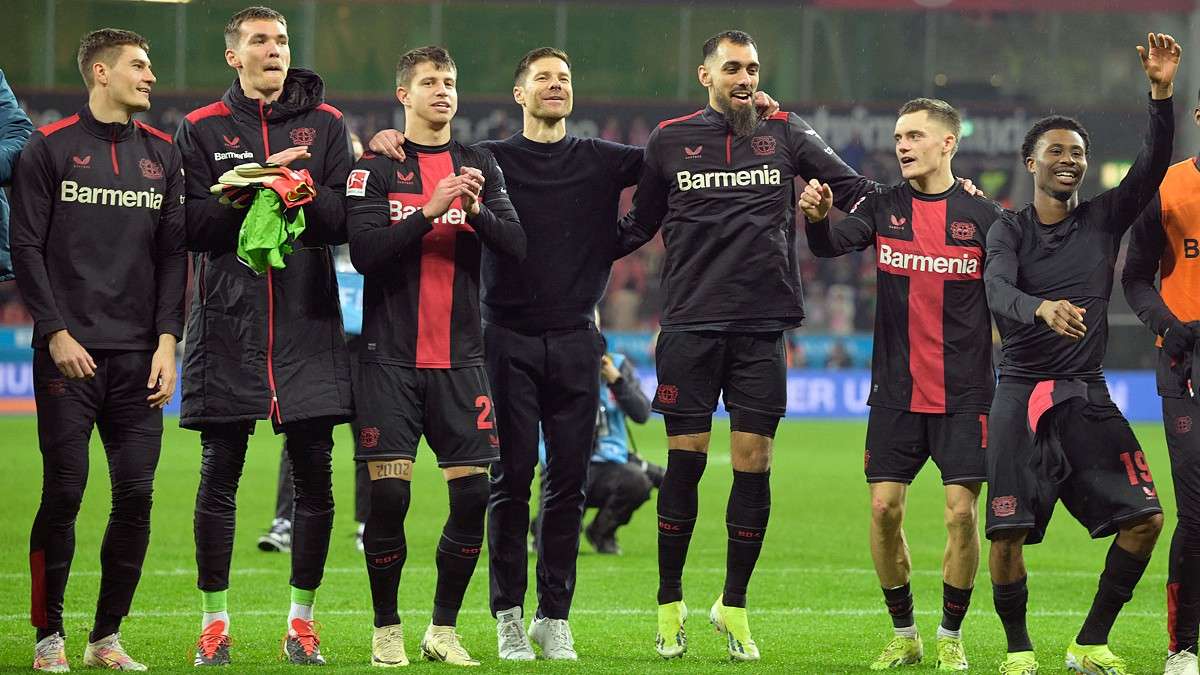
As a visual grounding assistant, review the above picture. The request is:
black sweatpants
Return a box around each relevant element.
[29,349,163,637]
[275,438,369,523]
[194,419,335,592]
[485,321,605,619]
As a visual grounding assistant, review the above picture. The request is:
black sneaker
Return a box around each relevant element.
[257,518,291,553]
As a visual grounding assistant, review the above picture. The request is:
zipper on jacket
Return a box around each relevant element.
[259,100,272,157]
[259,99,282,423]
[725,132,732,166]
[110,129,120,175]
[265,266,282,423]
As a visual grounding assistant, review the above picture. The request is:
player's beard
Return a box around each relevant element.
[722,90,759,138]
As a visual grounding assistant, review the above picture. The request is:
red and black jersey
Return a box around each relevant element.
[347,140,523,369]
[807,182,1001,413]
[10,104,186,351]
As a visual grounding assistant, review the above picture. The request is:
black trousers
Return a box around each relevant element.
[534,460,654,542]
[485,321,604,619]
[29,349,163,636]
[194,419,335,592]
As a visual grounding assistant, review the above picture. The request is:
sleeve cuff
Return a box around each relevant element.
[156,322,184,341]
[34,319,66,342]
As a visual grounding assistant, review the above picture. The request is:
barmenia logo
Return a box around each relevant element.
[59,180,165,209]
[675,165,781,192]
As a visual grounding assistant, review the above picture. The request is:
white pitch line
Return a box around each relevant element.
[0,607,1168,623]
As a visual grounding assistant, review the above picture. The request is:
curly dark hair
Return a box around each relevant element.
[1021,115,1090,161]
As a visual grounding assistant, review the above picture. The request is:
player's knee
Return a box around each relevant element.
[1122,512,1164,544]
[110,476,155,518]
[42,484,85,519]
[944,501,978,533]
[729,409,781,439]
[368,476,412,521]
[870,495,904,527]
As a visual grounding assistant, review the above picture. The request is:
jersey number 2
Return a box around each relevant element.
[475,396,494,430]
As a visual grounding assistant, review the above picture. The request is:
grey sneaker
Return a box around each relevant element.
[529,616,577,660]
[495,607,535,661]
[258,518,292,553]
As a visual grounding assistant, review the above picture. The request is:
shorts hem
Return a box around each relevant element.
[943,475,987,486]
[354,453,417,463]
[436,455,499,469]
[866,476,915,485]
[651,406,715,417]
[723,401,787,417]
[1087,505,1165,539]
[985,521,1036,539]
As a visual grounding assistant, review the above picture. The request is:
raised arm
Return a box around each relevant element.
[1097,33,1179,234]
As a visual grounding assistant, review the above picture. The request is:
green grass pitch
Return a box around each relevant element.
[0,416,1178,672]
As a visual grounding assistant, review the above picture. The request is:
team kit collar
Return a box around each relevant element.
[222,67,327,123]
[78,104,136,143]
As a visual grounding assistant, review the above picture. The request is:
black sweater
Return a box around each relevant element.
[476,133,642,332]
[985,95,1174,380]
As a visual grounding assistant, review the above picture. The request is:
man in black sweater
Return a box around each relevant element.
[982,32,1178,675]
[11,28,186,672]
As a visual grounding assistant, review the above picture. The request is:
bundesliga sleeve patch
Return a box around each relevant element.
[346,169,370,197]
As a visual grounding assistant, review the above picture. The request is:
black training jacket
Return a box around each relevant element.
[175,69,353,429]
[617,106,873,329]
[10,105,186,351]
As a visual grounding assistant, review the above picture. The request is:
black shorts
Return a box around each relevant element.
[652,330,787,418]
[865,407,988,485]
[984,378,1161,545]
[353,362,500,468]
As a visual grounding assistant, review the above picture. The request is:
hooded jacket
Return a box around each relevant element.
[175,69,353,429]
[0,68,33,282]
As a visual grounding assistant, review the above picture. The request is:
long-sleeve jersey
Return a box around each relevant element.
[1122,157,1200,397]
[10,105,186,351]
[347,140,523,369]
[476,134,642,332]
[985,95,1174,380]
[616,105,873,330]
[807,181,1001,413]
